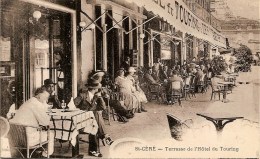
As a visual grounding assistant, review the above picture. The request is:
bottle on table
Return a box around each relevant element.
[61,100,66,111]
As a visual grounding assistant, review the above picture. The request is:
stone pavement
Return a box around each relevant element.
[52,66,260,158]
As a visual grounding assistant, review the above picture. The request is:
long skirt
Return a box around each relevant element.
[133,88,148,103]
[120,89,139,110]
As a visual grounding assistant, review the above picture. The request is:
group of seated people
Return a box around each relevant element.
[6,58,236,158]
[140,58,235,104]
[7,66,150,158]
[8,77,114,157]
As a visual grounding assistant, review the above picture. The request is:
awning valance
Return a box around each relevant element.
[131,0,226,48]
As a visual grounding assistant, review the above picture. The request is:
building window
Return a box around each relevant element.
[35,52,46,67]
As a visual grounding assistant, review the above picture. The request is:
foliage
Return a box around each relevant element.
[232,45,253,72]
[211,56,228,75]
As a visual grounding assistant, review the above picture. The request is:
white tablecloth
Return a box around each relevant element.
[49,109,98,146]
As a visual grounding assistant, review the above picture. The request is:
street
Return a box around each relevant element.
[53,66,260,158]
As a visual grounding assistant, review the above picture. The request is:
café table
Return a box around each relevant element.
[217,81,233,103]
[197,112,243,132]
[48,109,98,157]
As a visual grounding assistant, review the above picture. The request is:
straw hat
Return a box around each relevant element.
[128,67,136,73]
[85,78,101,89]
[91,70,105,81]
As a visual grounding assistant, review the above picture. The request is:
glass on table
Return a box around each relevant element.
[48,102,53,112]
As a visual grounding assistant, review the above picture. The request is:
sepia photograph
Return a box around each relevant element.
[0,0,259,158]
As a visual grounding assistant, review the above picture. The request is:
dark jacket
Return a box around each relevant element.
[48,95,61,109]
[74,88,106,111]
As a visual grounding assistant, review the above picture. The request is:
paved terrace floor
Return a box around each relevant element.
[50,66,260,158]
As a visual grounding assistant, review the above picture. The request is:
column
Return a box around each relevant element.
[209,44,213,60]
[103,24,107,71]
[138,19,144,67]
[101,4,106,71]
[129,18,133,50]
[182,33,186,65]
[150,37,154,67]
[193,37,198,58]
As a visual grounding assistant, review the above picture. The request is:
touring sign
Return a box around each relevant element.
[132,0,226,48]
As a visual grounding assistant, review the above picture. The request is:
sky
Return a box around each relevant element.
[226,0,260,20]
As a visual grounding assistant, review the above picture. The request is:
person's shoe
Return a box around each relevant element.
[105,136,114,145]
[89,151,103,157]
[141,107,147,112]
[118,116,128,123]
[125,113,134,119]
[137,108,142,113]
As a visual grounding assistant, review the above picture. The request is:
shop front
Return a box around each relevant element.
[0,0,78,116]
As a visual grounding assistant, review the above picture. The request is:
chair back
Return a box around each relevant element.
[149,84,161,93]
[190,75,196,86]
[208,72,212,79]
[7,123,28,148]
[171,81,181,90]
[199,74,206,82]
[184,76,191,85]
[0,117,10,138]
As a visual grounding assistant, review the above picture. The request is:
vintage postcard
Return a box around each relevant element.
[0,0,259,158]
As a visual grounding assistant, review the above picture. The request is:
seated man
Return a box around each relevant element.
[74,79,114,157]
[44,79,61,109]
[144,67,161,85]
[91,70,134,120]
[9,86,54,158]
[166,70,184,103]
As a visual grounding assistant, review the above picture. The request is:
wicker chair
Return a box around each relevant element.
[183,76,192,100]
[197,74,207,93]
[167,81,183,106]
[7,123,49,158]
[210,83,225,100]
[147,83,164,104]
[188,75,196,98]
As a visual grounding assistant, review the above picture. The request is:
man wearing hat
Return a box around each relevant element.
[120,56,131,71]
[43,79,61,109]
[74,78,113,157]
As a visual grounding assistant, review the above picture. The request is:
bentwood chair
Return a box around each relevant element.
[7,123,49,158]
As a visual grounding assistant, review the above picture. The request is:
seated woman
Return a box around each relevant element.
[114,68,140,113]
[126,67,148,112]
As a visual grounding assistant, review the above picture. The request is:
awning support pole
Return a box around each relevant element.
[80,10,105,33]
[125,15,157,34]
[105,15,129,34]
[105,12,126,32]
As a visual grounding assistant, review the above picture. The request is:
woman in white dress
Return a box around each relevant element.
[114,69,140,113]
[126,67,148,112]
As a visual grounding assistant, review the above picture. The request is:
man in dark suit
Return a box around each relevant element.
[44,79,61,109]
[120,56,131,71]
[74,79,113,157]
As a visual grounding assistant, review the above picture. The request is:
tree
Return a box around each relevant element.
[233,45,253,72]
[211,56,227,75]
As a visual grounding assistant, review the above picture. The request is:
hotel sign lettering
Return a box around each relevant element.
[140,0,226,47]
